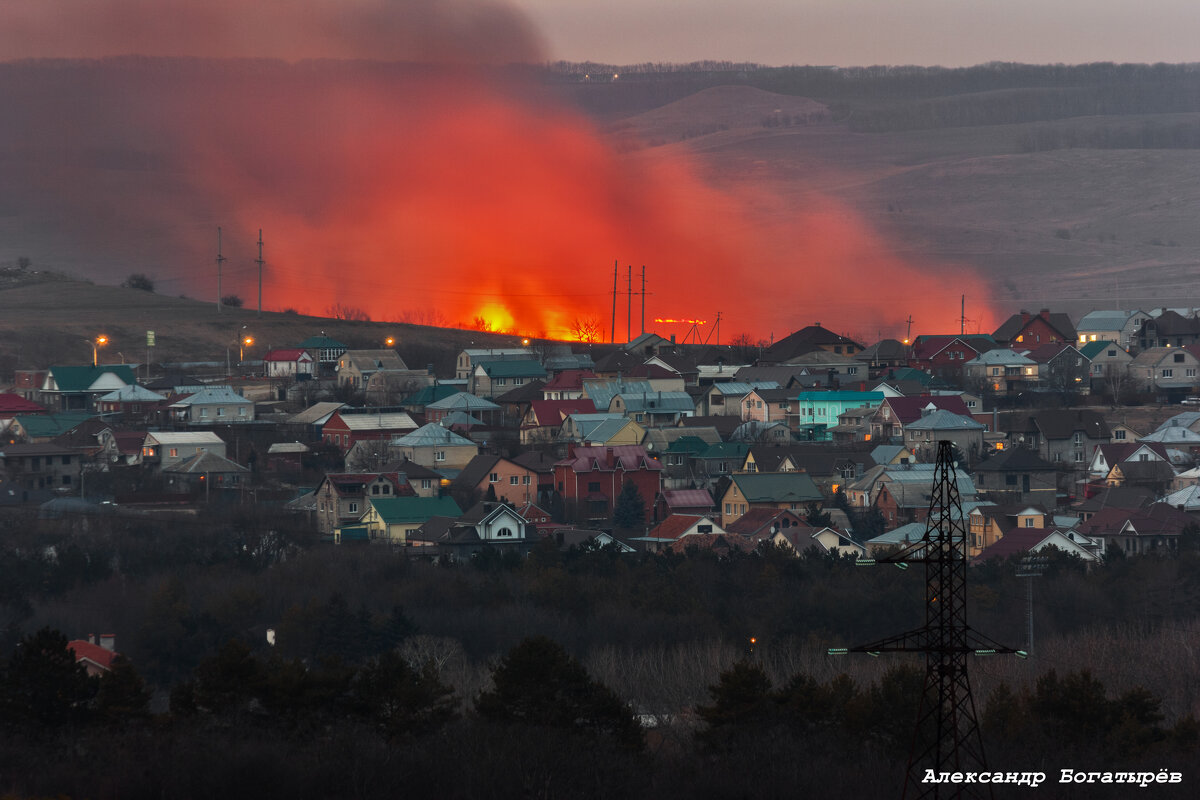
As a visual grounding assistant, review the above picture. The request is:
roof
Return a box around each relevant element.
[904,409,985,431]
[12,412,95,438]
[724,507,805,537]
[0,393,46,415]
[369,496,462,525]
[647,514,722,540]
[619,391,695,413]
[909,335,997,361]
[660,488,714,509]
[330,411,418,432]
[973,448,1056,472]
[866,522,928,546]
[163,451,250,474]
[709,381,780,396]
[144,431,226,445]
[67,640,118,671]
[455,454,503,488]
[664,435,710,455]
[426,392,502,412]
[402,385,461,407]
[477,359,547,379]
[529,399,596,426]
[267,442,310,454]
[966,348,1035,366]
[264,348,311,362]
[288,402,346,425]
[556,445,663,473]
[993,310,1077,343]
[763,324,864,361]
[298,335,347,350]
[392,423,475,448]
[542,369,598,390]
[580,418,638,444]
[97,385,167,403]
[728,472,823,504]
[1078,340,1125,359]
[1078,310,1138,331]
[46,365,137,393]
[169,387,252,407]
[697,442,750,460]
[884,395,972,425]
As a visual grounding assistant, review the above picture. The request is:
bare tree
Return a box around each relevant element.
[325,303,371,321]
[570,316,603,343]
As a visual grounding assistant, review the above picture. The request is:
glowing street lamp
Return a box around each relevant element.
[240,334,254,364]
[385,336,396,347]
[90,335,108,366]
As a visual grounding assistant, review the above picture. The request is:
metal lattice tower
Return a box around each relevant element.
[831,441,1024,799]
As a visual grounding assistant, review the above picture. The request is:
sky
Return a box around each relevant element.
[513,0,1200,67]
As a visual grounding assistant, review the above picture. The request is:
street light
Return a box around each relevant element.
[240,334,254,365]
[90,335,108,366]
[385,336,396,347]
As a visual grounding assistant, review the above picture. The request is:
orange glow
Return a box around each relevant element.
[0,1,999,342]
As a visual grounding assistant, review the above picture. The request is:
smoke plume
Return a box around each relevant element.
[0,0,994,341]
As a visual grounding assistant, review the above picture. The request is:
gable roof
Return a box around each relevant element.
[369,496,462,524]
[426,392,502,412]
[46,365,137,393]
[392,423,475,448]
[993,310,1076,343]
[163,451,249,475]
[529,399,597,426]
[1078,340,1125,359]
[556,445,663,473]
[476,359,548,379]
[660,488,714,510]
[728,472,823,504]
[0,393,47,415]
[883,395,972,425]
[904,409,985,431]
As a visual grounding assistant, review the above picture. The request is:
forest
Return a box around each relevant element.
[0,506,1198,798]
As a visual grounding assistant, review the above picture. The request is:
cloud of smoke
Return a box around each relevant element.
[0,0,995,342]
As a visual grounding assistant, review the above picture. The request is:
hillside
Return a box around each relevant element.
[0,272,533,379]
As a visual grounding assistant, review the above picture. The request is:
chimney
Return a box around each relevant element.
[1020,310,1030,325]
[1040,308,1050,320]
[87,634,96,645]
[99,634,116,652]
[567,442,576,459]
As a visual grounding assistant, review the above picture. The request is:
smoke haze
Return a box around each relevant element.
[0,0,994,340]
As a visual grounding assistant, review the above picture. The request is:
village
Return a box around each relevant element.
[4,304,1200,568]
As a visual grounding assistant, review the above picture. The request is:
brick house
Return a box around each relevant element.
[554,444,663,525]
[992,309,1076,349]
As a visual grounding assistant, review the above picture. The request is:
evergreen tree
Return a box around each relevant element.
[612,479,646,529]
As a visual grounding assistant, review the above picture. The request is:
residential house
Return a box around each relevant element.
[1076,310,1151,350]
[1087,442,1173,482]
[168,387,255,426]
[561,413,645,446]
[554,444,663,525]
[94,385,166,422]
[471,360,548,399]
[321,409,418,454]
[972,448,1058,506]
[655,488,715,520]
[337,350,408,389]
[772,526,865,558]
[1128,347,1200,397]
[700,382,779,417]
[866,395,972,443]
[966,504,1049,557]
[163,451,249,497]
[297,335,347,376]
[1079,340,1133,394]
[39,365,137,411]
[642,514,725,552]
[390,424,478,472]
[972,528,1102,565]
[286,402,346,441]
[794,391,883,440]
[694,442,750,485]
[907,335,997,384]
[520,399,597,445]
[659,436,710,488]
[455,348,532,380]
[856,338,910,376]
[870,464,978,528]
[964,349,1038,395]
[142,431,227,471]
[0,394,46,438]
[992,309,1077,349]
[903,409,986,464]
[424,393,502,426]
[1001,408,1111,471]
[265,442,308,475]
[1075,503,1194,555]
[723,507,807,542]
[612,390,695,427]
[1135,310,1200,351]
[360,495,463,544]
[760,324,865,363]
[363,369,437,407]
[0,443,82,493]
[263,348,315,379]
[454,454,540,505]
[541,370,597,400]
[719,472,824,528]
[1025,342,1089,394]
[314,472,414,536]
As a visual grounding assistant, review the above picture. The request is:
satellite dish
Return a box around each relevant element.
[266,628,276,646]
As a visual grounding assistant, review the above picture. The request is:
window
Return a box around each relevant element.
[169,448,178,457]
[992,367,1001,376]
[372,485,380,495]
[238,406,247,416]
[1189,369,1197,378]
[489,473,499,483]
[1162,369,1174,378]
[522,475,530,485]
[199,408,208,418]
[1175,353,1186,363]
[510,475,519,485]
[217,407,225,417]
[697,524,713,534]
[1005,474,1018,486]
[421,479,432,489]
[495,378,507,386]
[435,451,446,461]
[61,455,71,465]
[62,475,72,486]
[1114,429,1126,441]
[497,527,513,537]
[381,484,390,494]
[847,367,857,375]
[588,481,601,492]
[348,502,358,514]
[724,503,732,515]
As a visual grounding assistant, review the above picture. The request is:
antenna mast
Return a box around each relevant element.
[640,265,646,336]
[626,264,632,343]
[256,229,264,317]
[216,227,226,313]
[960,295,965,336]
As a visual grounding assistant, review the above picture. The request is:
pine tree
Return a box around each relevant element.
[612,479,646,529]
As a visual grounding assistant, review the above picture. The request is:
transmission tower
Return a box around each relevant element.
[831,441,1024,799]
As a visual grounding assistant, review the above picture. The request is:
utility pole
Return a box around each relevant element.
[906,315,914,343]
[256,229,265,317]
[831,441,1024,799]
[960,295,965,336]
[216,227,226,313]
[1016,556,1048,656]
[626,264,632,343]
[610,259,618,344]
[640,265,646,336]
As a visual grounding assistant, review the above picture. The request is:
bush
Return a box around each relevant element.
[122,273,156,292]
[221,294,244,308]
